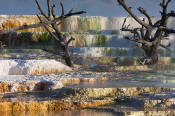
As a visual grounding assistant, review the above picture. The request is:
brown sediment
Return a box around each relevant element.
[0,82,11,93]
[0,87,174,116]
[1,16,44,32]
[61,77,107,86]
[0,100,111,112]
[0,16,64,32]
[0,82,36,93]
[31,68,72,75]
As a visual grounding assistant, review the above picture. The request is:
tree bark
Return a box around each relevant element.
[118,0,175,65]
[142,44,159,65]
[61,45,74,67]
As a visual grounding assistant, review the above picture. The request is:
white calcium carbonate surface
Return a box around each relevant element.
[0,59,72,75]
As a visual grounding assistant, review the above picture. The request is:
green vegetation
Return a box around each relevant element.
[18,32,32,42]
[104,48,113,56]
[95,35,107,47]
[78,17,101,32]
[170,58,175,63]
[36,32,52,42]
[115,48,128,56]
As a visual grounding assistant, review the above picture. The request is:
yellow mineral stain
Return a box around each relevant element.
[79,100,111,109]
[1,16,65,32]
[12,102,26,115]
[25,101,48,112]
[0,82,10,93]
[0,102,13,111]
[116,65,151,71]
[31,68,69,75]
[61,77,107,86]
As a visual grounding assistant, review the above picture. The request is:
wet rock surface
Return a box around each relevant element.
[0,87,175,116]
[0,65,175,116]
[0,56,175,116]
[1,15,175,116]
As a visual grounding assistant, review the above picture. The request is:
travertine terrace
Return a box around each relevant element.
[0,15,175,116]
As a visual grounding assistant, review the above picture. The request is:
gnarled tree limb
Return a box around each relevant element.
[60,2,64,17]
[34,0,86,67]
[137,7,152,26]
[118,0,175,65]
[118,0,151,29]
[47,0,51,19]
[0,0,86,67]
[35,0,48,20]
[0,11,86,34]
[125,36,153,47]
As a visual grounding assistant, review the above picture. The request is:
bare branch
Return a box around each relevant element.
[164,29,175,34]
[165,0,171,7]
[125,36,153,47]
[121,28,141,38]
[118,0,174,65]
[153,19,162,27]
[137,7,152,26]
[160,0,171,17]
[122,17,127,29]
[140,18,145,38]
[37,15,61,42]
[159,26,175,34]
[35,0,49,20]
[160,0,171,8]
[60,1,64,16]
[47,0,51,19]
[0,11,86,34]
[66,37,75,46]
[167,10,175,17]
[121,17,143,39]
[51,5,56,18]
[160,0,165,7]
[0,0,86,67]
[117,0,151,29]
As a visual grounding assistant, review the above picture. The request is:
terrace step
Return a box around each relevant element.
[0,47,172,57]
[1,32,174,49]
[1,15,175,33]
[0,87,175,115]
[69,47,172,57]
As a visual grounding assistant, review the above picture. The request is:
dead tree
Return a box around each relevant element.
[118,0,175,65]
[34,0,84,67]
[0,0,86,67]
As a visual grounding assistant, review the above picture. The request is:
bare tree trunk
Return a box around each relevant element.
[5,0,85,67]
[118,0,175,65]
[0,0,85,67]
[61,45,74,67]
[142,45,159,65]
